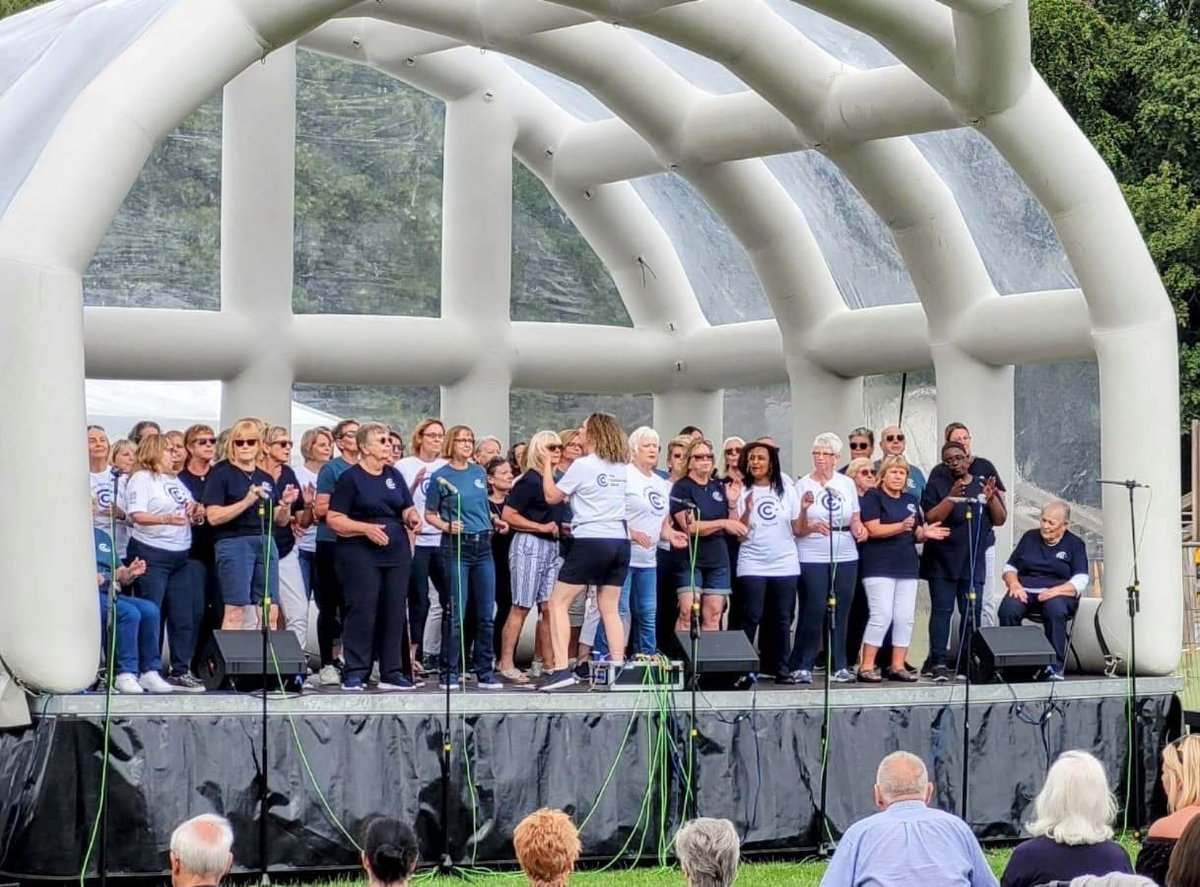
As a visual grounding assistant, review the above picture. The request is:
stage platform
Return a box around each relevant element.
[0,675,1183,880]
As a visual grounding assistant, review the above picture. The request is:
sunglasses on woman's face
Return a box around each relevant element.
[193,437,216,446]
[546,444,563,452]
[849,442,871,450]
[691,454,714,462]
[233,439,259,447]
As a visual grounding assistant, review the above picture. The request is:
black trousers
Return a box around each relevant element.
[314,541,344,668]
[739,575,797,675]
[336,547,411,684]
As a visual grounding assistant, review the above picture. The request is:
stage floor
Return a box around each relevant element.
[1,675,1183,880]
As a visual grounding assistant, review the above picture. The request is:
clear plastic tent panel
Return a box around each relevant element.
[632,174,771,324]
[766,152,919,308]
[764,0,898,69]
[501,55,614,122]
[512,162,630,326]
[509,391,652,447]
[0,0,177,217]
[723,384,793,470]
[629,30,749,95]
[292,384,440,436]
[84,94,221,310]
[911,129,1078,295]
[293,51,444,317]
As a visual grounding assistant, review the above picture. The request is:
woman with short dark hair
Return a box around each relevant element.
[361,817,419,887]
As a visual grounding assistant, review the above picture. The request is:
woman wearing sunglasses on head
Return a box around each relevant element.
[202,418,298,631]
[262,426,311,647]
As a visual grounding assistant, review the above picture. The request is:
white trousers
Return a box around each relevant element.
[862,576,919,648]
[980,546,1000,627]
[277,549,308,650]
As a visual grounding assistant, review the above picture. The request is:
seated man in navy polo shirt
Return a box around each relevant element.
[998,501,1089,680]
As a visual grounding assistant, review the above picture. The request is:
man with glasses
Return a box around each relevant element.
[311,418,360,686]
[875,426,926,501]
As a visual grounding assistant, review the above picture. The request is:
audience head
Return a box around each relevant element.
[1027,750,1117,846]
[847,426,874,460]
[513,808,580,887]
[184,424,217,469]
[628,426,660,468]
[1163,736,1200,813]
[475,435,502,466]
[1170,813,1200,887]
[1070,876,1158,886]
[846,457,876,495]
[525,430,563,474]
[675,818,740,887]
[874,751,932,810]
[300,426,334,465]
[224,418,263,464]
[880,425,908,457]
[129,420,161,444]
[410,419,444,460]
[361,816,419,886]
[110,439,136,474]
[583,412,627,463]
[333,418,361,457]
[168,814,233,887]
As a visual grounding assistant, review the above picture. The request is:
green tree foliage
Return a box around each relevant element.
[1032,0,1200,425]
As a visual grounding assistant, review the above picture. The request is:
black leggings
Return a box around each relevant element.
[336,548,411,684]
[314,541,344,668]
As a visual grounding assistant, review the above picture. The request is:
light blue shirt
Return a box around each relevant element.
[819,800,998,887]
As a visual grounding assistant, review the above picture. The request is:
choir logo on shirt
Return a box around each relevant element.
[261,481,273,496]
[96,487,113,510]
[756,499,778,522]
[97,542,111,555]
[711,489,724,503]
[647,489,666,512]
[474,477,486,490]
[421,478,431,495]
[385,477,396,490]
[819,489,839,512]
[168,484,189,507]
[906,503,917,514]
[1055,550,1069,560]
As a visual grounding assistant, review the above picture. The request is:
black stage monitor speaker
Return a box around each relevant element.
[199,630,307,692]
[972,625,1056,683]
[673,631,759,689]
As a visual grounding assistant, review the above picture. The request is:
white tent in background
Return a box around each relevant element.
[85,379,340,448]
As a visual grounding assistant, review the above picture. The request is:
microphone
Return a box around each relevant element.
[1098,478,1147,489]
[437,476,460,496]
[670,495,700,509]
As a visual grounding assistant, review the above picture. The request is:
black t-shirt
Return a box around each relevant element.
[329,464,415,566]
[505,470,561,541]
[670,476,730,570]
[269,464,306,559]
[858,489,923,579]
[919,471,994,583]
[178,466,214,563]
[202,461,281,542]
[490,496,512,564]
[927,456,1005,547]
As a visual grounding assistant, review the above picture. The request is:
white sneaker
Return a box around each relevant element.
[114,673,143,694]
[318,665,341,686]
[139,671,174,694]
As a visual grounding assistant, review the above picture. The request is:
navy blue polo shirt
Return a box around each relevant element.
[1006,528,1088,591]
[329,464,414,566]
[670,476,729,569]
[859,489,923,579]
[202,461,281,542]
[919,471,994,583]
[426,463,492,535]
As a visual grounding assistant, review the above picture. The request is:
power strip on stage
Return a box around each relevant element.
[589,657,684,691]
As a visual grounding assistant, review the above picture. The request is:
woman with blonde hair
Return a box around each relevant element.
[537,413,632,690]
[498,430,563,682]
[108,439,137,560]
[295,427,333,607]
[202,418,298,630]
[1001,750,1131,886]
[1137,736,1200,884]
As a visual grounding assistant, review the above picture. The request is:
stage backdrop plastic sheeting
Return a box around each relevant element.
[0,691,1179,879]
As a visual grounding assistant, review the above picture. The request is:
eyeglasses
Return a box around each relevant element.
[546,444,563,452]
[884,434,905,443]
[455,437,475,445]
[565,442,582,449]
[339,431,358,439]
[193,437,216,446]
[422,430,444,439]
[271,440,293,448]
[391,444,403,453]
[849,442,871,450]
[691,454,714,461]
[943,454,967,465]
[233,439,259,447]
[812,450,834,458]
[724,448,741,456]
[858,469,877,477]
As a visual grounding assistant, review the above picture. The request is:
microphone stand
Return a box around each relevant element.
[960,502,980,823]
[815,489,837,857]
[99,467,121,887]
[686,502,701,821]
[258,496,272,887]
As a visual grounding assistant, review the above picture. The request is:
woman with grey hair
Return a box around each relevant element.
[1001,750,1132,887]
[675,818,740,887]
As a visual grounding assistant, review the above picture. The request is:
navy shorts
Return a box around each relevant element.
[557,538,630,588]
[675,563,732,596]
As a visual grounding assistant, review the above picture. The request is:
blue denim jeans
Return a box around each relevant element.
[127,538,203,675]
[593,569,639,658]
[441,534,496,680]
[99,593,162,675]
[596,566,656,657]
[928,575,983,669]
[298,548,316,600]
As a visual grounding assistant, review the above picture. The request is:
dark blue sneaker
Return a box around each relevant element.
[477,673,504,690]
[1044,665,1065,682]
[537,668,578,691]
[377,676,415,692]
[438,675,461,691]
[341,678,365,692]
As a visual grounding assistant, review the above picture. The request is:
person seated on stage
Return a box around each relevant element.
[998,501,1089,680]
[675,817,740,887]
[819,751,998,887]
[1137,736,1200,885]
[361,816,419,887]
[169,814,234,887]
[1000,750,1132,887]
[513,808,580,887]
[95,527,172,695]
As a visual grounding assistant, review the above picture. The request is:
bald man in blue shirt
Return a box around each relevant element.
[820,751,998,887]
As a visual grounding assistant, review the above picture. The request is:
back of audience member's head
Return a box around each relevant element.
[362,816,419,886]
[1169,813,1200,887]
[1070,876,1158,887]
[1164,736,1200,813]
[513,808,580,887]
[169,814,233,885]
[875,751,932,809]
[1027,750,1117,846]
[675,818,739,887]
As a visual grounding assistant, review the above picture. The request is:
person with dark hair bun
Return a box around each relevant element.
[361,816,419,887]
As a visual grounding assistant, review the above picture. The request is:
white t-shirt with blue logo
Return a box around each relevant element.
[625,465,670,568]
[736,483,802,577]
[125,470,194,552]
[90,470,118,534]
[557,454,627,540]
[397,455,447,548]
[794,472,860,564]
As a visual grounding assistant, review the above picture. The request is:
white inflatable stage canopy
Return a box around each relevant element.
[0,0,1182,693]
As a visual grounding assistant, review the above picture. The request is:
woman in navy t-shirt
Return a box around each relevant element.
[858,456,948,682]
[327,423,420,691]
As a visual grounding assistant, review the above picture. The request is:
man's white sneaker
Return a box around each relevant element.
[139,671,174,694]
[114,673,143,694]
[318,665,341,686]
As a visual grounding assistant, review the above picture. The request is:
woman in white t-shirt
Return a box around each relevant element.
[538,413,632,691]
[733,441,802,683]
[108,439,136,560]
[788,432,868,685]
[125,434,207,688]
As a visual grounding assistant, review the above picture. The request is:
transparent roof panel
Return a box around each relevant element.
[512,162,631,326]
[294,51,443,316]
[723,383,793,470]
[629,31,749,95]
[911,129,1077,295]
[509,391,652,447]
[502,55,614,122]
[765,151,918,308]
[84,94,221,310]
[293,383,440,437]
[0,0,177,216]
[764,0,898,69]
[632,174,771,324]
